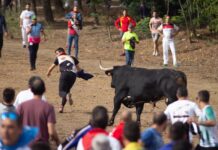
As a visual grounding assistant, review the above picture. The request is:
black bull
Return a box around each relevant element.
[100,63,187,125]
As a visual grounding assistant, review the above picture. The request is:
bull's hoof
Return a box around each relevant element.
[108,120,114,126]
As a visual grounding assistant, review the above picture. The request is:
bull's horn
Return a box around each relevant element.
[99,60,113,71]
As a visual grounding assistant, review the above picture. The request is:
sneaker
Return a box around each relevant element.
[120,52,125,56]
[163,64,168,68]
[68,93,73,105]
[23,45,26,48]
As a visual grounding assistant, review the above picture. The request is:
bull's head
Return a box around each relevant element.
[99,60,114,76]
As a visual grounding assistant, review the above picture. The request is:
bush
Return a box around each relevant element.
[135,17,150,39]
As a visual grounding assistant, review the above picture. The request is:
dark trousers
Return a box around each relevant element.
[0,33,3,57]
[59,71,77,106]
[28,43,39,69]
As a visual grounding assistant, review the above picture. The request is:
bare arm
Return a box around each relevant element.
[26,26,31,34]
[48,123,60,146]
[41,29,47,41]
[198,120,216,127]
[47,64,56,77]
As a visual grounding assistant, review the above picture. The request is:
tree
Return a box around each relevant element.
[53,0,64,14]
[31,0,37,15]
[42,0,54,22]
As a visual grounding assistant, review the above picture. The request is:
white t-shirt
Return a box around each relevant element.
[158,23,179,40]
[20,10,35,27]
[164,99,201,124]
[14,89,46,108]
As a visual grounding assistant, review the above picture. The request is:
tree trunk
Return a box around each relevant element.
[53,0,64,14]
[78,0,83,10]
[31,0,37,15]
[178,0,192,43]
[91,2,99,25]
[42,0,54,23]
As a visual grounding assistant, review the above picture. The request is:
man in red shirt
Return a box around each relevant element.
[110,111,132,147]
[76,106,121,150]
[115,9,136,56]
[17,76,60,146]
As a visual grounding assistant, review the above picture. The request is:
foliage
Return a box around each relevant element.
[135,17,150,38]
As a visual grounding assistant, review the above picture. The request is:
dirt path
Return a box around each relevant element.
[0,23,218,146]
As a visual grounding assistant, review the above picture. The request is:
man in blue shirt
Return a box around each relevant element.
[0,112,38,150]
[141,112,167,150]
[26,15,46,71]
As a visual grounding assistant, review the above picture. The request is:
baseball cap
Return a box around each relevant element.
[31,15,37,20]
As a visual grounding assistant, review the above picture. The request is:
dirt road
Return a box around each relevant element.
[0,23,217,146]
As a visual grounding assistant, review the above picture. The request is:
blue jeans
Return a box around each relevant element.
[67,34,79,58]
[125,50,135,66]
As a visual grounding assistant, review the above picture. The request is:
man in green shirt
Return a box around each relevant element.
[122,24,139,66]
[190,90,218,150]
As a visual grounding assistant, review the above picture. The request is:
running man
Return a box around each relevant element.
[20,3,35,48]
[149,11,162,56]
[0,13,8,58]
[26,15,46,71]
[47,48,93,113]
[158,16,179,67]
[122,24,139,66]
[115,9,136,56]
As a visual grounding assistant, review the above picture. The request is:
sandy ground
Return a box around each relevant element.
[0,21,218,148]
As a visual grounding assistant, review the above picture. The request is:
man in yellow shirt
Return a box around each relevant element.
[123,121,143,150]
[122,24,139,66]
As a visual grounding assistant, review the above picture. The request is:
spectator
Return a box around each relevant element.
[58,124,92,150]
[0,112,38,149]
[172,140,192,150]
[31,142,51,150]
[141,112,167,150]
[149,11,162,56]
[0,13,8,58]
[0,88,16,114]
[123,121,143,150]
[92,134,112,150]
[66,12,80,58]
[164,86,201,141]
[17,76,60,146]
[160,122,188,150]
[19,3,35,48]
[122,24,139,66]
[26,15,46,71]
[157,16,179,67]
[115,9,136,56]
[190,90,218,150]
[65,6,83,28]
[110,111,132,147]
[14,76,46,108]
[77,106,121,150]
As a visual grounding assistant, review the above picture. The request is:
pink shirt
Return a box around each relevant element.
[150,17,162,33]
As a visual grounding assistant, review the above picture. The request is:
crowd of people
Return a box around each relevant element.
[0,1,217,150]
[0,82,217,150]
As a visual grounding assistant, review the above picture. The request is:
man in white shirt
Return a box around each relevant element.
[158,16,179,67]
[19,3,35,48]
[14,76,46,108]
[164,86,201,141]
[165,86,201,124]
